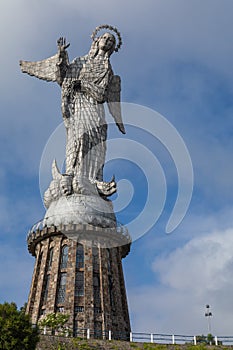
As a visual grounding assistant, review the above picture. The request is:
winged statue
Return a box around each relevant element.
[20,26,125,208]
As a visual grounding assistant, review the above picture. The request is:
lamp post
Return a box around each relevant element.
[205,304,213,345]
[205,304,212,334]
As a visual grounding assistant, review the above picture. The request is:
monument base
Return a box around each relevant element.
[26,225,131,339]
[43,193,116,228]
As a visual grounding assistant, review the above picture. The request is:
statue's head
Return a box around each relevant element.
[90,25,122,58]
[98,32,116,55]
[89,33,116,58]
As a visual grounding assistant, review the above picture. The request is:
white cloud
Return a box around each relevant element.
[129,228,233,335]
[153,230,233,291]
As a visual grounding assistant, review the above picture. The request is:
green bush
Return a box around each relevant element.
[38,312,70,336]
[0,302,39,350]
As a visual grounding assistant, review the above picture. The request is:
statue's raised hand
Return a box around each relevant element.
[57,37,70,54]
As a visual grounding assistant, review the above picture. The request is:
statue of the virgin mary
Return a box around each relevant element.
[20,25,125,228]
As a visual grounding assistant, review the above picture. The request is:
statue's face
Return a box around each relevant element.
[60,176,72,196]
[98,33,116,52]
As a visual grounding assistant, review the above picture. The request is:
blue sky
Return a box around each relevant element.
[1,0,233,337]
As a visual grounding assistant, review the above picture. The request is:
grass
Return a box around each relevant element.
[36,335,233,350]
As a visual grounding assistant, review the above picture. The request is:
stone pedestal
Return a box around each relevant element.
[26,223,131,339]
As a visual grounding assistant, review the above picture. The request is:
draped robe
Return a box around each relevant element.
[61,55,113,182]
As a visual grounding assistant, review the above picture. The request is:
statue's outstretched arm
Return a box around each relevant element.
[19,37,70,84]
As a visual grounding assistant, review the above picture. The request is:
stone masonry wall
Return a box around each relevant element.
[27,229,131,338]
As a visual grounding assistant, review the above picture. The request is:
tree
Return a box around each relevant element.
[38,312,70,336]
[196,333,222,345]
[0,302,39,350]
[207,333,214,345]
[196,334,208,344]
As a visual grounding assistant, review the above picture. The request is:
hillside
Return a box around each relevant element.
[36,335,233,350]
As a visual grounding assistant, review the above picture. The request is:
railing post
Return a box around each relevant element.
[130,332,133,342]
[215,336,218,345]
[172,334,175,344]
[109,330,112,341]
[151,333,153,343]
[87,328,90,339]
[65,326,69,337]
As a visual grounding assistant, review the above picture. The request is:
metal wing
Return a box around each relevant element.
[19,53,60,82]
[107,75,125,133]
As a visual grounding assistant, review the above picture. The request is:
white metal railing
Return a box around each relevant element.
[41,327,233,345]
